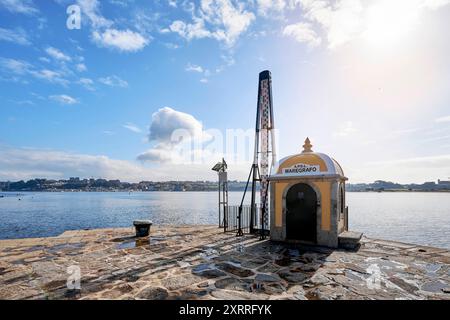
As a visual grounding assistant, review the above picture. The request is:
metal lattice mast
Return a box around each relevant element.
[258,71,275,239]
[238,70,276,238]
[243,70,276,239]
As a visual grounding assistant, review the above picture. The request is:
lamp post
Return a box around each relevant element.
[212,158,228,231]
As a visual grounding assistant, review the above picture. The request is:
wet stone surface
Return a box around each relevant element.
[0,225,449,300]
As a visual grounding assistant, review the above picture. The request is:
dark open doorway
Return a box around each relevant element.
[286,183,317,242]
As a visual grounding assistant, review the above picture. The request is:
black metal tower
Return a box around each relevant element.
[238,70,276,239]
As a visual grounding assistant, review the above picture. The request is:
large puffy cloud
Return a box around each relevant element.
[137,107,206,163]
[137,107,255,172]
[148,107,203,144]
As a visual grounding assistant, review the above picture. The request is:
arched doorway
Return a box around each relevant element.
[286,183,317,242]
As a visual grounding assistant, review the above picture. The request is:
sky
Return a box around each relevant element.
[0,0,450,184]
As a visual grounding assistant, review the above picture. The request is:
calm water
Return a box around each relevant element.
[0,192,449,249]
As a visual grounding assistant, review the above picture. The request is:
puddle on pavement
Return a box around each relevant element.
[113,234,166,250]
[200,248,220,260]
[115,238,151,250]
[421,280,448,293]
[424,263,442,275]
[365,257,407,270]
[192,263,213,273]
[25,245,47,253]
[413,262,444,277]
[345,270,368,281]
[47,242,86,254]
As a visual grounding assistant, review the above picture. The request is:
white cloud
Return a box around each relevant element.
[109,0,129,7]
[0,57,70,85]
[0,27,30,45]
[137,148,177,163]
[0,145,221,182]
[286,0,450,49]
[435,115,450,123]
[76,63,87,72]
[39,56,50,63]
[0,57,31,74]
[297,0,363,49]
[45,47,72,62]
[0,146,145,181]
[138,107,209,163]
[256,0,288,16]
[74,0,148,53]
[148,107,203,143]
[421,0,450,9]
[168,0,177,8]
[185,63,204,73]
[98,75,128,87]
[30,69,68,85]
[49,94,79,105]
[78,77,94,90]
[15,100,34,105]
[333,121,358,137]
[169,0,255,47]
[122,122,142,133]
[92,28,149,52]
[76,0,112,28]
[283,22,321,47]
[0,0,38,15]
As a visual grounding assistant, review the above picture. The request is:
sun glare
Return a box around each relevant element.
[364,0,420,48]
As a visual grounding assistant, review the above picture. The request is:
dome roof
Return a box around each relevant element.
[271,138,346,179]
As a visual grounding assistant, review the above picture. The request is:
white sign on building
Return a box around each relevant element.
[282,163,320,175]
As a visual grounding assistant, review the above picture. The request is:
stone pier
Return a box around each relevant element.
[0,225,449,300]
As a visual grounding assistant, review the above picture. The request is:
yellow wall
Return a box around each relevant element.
[314,181,331,231]
[274,180,331,231]
[274,182,289,227]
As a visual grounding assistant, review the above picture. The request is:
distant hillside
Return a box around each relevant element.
[1,178,449,192]
[346,180,450,192]
[0,178,250,192]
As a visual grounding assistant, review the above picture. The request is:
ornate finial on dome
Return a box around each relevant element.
[302,137,313,153]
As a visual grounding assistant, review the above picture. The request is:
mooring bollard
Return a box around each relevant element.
[133,220,153,237]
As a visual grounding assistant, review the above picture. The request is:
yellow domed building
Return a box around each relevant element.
[269,138,357,248]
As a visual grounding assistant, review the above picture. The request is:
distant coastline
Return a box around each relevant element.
[1,178,449,193]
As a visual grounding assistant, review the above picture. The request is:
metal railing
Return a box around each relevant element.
[221,205,257,234]
[345,206,349,231]
[221,204,270,236]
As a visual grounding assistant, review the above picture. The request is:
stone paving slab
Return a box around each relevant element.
[0,226,449,300]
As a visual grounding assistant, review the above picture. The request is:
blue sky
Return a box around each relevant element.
[1,0,450,183]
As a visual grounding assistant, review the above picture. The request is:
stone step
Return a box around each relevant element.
[339,231,363,250]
